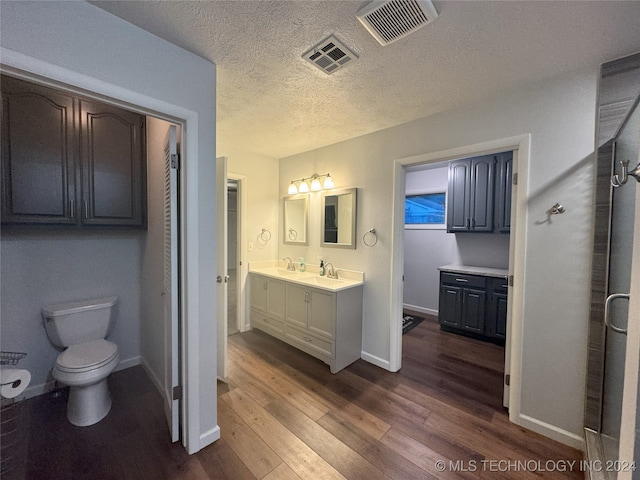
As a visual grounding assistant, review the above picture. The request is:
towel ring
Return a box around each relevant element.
[288,228,298,241]
[363,228,378,247]
[260,228,271,243]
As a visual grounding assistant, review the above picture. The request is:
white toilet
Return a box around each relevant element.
[42,296,120,427]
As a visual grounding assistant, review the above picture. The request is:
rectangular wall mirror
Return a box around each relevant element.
[321,187,357,249]
[283,194,309,245]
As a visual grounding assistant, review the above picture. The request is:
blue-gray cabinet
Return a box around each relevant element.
[438,271,506,344]
[1,75,146,228]
[446,152,512,233]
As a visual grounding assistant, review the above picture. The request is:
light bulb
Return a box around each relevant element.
[288,182,298,195]
[299,181,309,193]
[311,177,321,191]
[323,175,334,189]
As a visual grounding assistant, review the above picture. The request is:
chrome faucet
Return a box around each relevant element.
[283,257,295,271]
[324,263,338,279]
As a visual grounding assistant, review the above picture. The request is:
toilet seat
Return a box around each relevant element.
[56,339,118,372]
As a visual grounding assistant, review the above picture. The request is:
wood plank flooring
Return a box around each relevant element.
[14,315,584,479]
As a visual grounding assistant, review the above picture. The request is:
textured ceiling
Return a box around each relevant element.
[91,1,640,159]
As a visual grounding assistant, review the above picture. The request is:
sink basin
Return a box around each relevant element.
[305,276,346,287]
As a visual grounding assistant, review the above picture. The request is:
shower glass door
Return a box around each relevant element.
[601,99,639,467]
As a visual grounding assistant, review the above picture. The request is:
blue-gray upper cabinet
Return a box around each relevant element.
[1,75,77,225]
[447,155,495,232]
[495,152,513,233]
[446,152,512,233]
[1,76,146,228]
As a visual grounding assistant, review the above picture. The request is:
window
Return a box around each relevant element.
[405,192,446,229]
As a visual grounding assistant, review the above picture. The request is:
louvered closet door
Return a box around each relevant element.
[163,124,180,443]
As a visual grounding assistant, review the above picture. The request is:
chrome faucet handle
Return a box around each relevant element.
[324,263,336,278]
[283,256,295,270]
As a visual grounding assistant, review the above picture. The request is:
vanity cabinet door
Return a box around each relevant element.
[266,278,286,322]
[1,76,77,224]
[250,275,268,313]
[308,289,335,339]
[80,100,146,227]
[285,283,309,329]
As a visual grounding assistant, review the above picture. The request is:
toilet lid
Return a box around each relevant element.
[57,340,118,371]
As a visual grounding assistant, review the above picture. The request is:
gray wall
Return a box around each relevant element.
[403,165,509,315]
[1,230,142,395]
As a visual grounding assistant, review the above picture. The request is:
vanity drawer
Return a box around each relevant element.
[285,325,335,359]
[440,272,487,289]
[251,309,285,336]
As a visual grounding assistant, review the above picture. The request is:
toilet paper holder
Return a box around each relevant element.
[1,352,27,388]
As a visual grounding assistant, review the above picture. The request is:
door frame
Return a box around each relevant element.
[0,56,204,452]
[228,173,248,333]
[390,134,530,424]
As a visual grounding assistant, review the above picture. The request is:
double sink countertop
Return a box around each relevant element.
[438,264,509,279]
[249,261,364,292]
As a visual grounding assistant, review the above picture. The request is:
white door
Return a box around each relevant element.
[216,156,228,379]
[163,125,180,442]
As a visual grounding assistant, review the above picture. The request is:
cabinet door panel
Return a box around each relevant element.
[462,288,486,333]
[285,283,309,329]
[469,156,495,232]
[267,279,286,321]
[80,100,145,226]
[308,289,335,339]
[250,275,268,313]
[496,152,513,233]
[446,160,470,232]
[439,285,462,327]
[1,77,76,224]
[494,293,508,339]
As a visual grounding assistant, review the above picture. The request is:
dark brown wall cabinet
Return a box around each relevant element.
[438,272,507,344]
[446,152,512,233]
[1,76,146,227]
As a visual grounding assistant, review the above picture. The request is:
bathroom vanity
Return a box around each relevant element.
[249,262,363,373]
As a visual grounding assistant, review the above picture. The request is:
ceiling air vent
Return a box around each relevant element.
[357,0,438,46]
[302,35,359,75]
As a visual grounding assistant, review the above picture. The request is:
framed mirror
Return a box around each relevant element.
[283,194,309,245]
[321,188,357,249]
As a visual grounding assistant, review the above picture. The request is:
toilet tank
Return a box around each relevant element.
[42,296,118,348]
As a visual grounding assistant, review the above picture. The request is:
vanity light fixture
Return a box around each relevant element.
[288,173,334,194]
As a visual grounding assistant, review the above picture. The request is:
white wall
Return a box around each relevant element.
[279,67,597,446]
[1,230,142,393]
[1,1,218,453]
[403,166,510,314]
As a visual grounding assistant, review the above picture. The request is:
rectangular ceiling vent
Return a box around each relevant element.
[302,35,359,75]
[356,0,438,46]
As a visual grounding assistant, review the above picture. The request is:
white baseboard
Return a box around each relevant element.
[199,425,221,451]
[140,357,164,397]
[361,351,392,372]
[403,303,438,317]
[517,413,585,450]
[21,355,142,400]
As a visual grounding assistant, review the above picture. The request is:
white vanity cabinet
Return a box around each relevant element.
[249,272,363,373]
[250,274,286,335]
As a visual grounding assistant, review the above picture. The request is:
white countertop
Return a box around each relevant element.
[249,261,364,292]
[438,264,509,279]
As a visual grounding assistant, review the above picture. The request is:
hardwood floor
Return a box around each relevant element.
[13,315,584,479]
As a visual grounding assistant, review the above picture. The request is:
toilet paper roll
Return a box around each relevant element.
[0,367,31,399]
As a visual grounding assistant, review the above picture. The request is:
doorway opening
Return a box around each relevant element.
[390,134,531,421]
